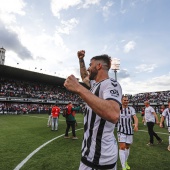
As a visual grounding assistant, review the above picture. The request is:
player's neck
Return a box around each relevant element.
[95,71,109,82]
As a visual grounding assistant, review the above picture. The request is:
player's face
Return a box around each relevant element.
[161,105,165,109]
[144,101,149,107]
[122,97,129,107]
[87,59,98,80]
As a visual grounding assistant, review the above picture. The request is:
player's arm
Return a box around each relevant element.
[77,50,90,87]
[64,75,120,123]
[142,116,145,123]
[79,92,120,124]
[72,106,80,111]
[132,114,138,131]
[153,111,159,124]
[160,115,165,128]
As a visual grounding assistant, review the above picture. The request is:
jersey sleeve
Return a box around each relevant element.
[102,80,122,106]
[130,107,136,116]
[150,107,155,113]
[162,109,167,117]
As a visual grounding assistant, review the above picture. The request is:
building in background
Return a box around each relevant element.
[0,47,6,65]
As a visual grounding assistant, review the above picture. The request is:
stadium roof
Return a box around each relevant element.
[0,65,65,86]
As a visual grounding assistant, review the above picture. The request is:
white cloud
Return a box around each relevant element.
[51,0,101,18]
[5,50,21,65]
[0,0,25,24]
[120,0,127,14]
[102,1,114,19]
[56,18,79,35]
[101,45,108,53]
[120,39,126,43]
[83,0,100,8]
[135,64,157,73]
[123,41,136,53]
[120,73,170,95]
[51,0,81,18]
[54,32,67,50]
[148,74,170,87]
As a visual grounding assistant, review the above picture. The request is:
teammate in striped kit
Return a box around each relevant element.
[117,95,138,170]
[64,50,122,170]
[160,99,170,151]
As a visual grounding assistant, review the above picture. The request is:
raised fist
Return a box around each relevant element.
[77,50,85,59]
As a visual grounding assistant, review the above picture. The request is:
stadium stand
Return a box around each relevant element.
[0,65,84,114]
[0,65,169,114]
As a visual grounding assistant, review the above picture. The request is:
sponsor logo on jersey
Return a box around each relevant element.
[110,89,119,97]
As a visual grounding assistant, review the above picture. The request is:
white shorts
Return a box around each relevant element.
[117,132,133,144]
[79,161,117,170]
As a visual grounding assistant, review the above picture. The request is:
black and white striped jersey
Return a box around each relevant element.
[162,108,170,127]
[81,78,122,169]
[117,106,136,135]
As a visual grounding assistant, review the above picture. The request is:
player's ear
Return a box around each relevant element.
[96,63,102,70]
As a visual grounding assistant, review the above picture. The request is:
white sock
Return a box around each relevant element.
[125,148,130,162]
[119,149,126,169]
[169,136,170,145]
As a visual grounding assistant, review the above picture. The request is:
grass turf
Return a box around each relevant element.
[0,113,169,170]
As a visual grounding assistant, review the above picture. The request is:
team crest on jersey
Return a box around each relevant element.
[110,89,119,97]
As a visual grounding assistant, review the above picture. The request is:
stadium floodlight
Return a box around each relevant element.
[111,58,120,81]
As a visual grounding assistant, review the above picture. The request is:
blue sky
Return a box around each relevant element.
[0,0,170,94]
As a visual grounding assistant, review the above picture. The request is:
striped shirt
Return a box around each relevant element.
[117,106,136,135]
[162,108,170,127]
[81,78,122,169]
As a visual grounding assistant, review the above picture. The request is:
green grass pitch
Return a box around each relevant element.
[0,113,169,170]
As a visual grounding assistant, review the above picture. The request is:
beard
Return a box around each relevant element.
[89,68,98,80]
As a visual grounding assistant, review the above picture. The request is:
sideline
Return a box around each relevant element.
[13,128,83,170]
[23,115,49,119]
[138,129,169,135]
[23,115,83,123]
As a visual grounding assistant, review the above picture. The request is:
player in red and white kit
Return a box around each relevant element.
[51,101,60,131]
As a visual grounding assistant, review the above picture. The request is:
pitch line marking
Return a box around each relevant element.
[14,115,169,169]
[23,115,83,123]
[13,128,83,170]
[23,115,169,135]
[138,129,169,135]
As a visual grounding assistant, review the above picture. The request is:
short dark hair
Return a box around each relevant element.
[122,95,128,100]
[91,54,111,70]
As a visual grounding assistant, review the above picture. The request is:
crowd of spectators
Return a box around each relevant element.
[126,91,170,104]
[0,77,170,115]
[0,102,49,114]
[0,78,83,102]
[0,102,85,115]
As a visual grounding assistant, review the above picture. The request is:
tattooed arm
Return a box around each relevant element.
[77,50,90,87]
